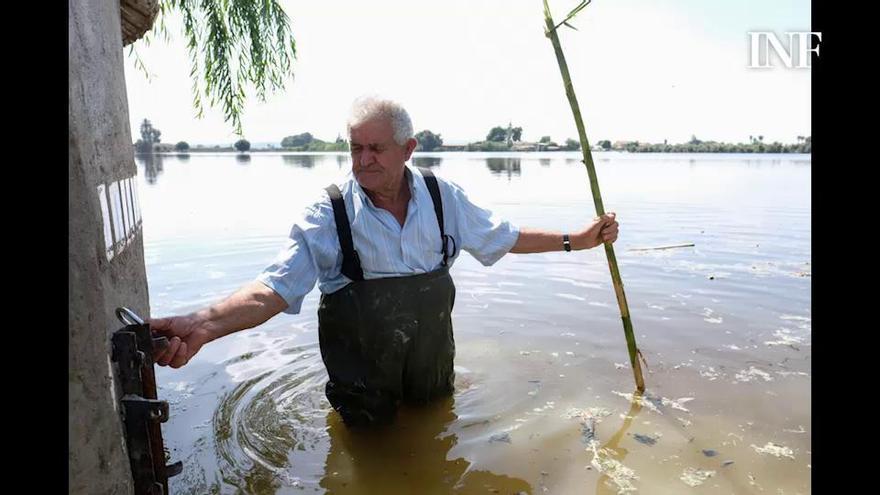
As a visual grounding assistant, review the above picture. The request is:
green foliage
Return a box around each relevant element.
[281,133,314,148]
[615,136,811,153]
[486,125,522,142]
[465,141,512,151]
[564,138,581,150]
[136,119,162,152]
[280,133,348,151]
[234,139,251,152]
[174,141,190,151]
[133,1,298,135]
[415,130,444,151]
[486,126,507,142]
[511,127,523,142]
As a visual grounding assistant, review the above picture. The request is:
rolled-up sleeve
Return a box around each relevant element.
[256,203,326,315]
[447,180,520,266]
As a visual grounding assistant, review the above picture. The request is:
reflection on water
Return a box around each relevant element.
[177,341,532,494]
[336,154,348,169]
[412,155,443,168]
[236,153,252,163]
[485,157,521,179]
[141,151,811,494]
[594,398,643,495]
[135,152,164,184]
[282,154,316,168]
[322,398,531,494]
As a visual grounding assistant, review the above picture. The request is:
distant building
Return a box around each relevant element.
[512,142,537,152]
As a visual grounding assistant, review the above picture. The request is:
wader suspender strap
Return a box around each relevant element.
[417,167,456,266]
[326,184,365,281]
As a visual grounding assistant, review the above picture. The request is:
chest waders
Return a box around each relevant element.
[318,168,458,427]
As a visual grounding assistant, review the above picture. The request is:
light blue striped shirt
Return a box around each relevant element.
[257,165,521,314]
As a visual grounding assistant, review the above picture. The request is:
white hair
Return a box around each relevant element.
[346,95,414,146]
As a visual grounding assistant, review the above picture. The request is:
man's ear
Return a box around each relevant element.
[404,137,418,160]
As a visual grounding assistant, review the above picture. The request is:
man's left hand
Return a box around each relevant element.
[575,212,619,249]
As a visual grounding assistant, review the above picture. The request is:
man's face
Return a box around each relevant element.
[349,117,416,194]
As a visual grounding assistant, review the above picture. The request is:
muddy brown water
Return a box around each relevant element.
[137,151,810,494]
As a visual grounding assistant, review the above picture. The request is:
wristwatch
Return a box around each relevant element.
[563,234,571,252]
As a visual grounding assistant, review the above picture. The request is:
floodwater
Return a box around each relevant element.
[136,151,810,494]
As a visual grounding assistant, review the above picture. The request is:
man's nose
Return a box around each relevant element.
[359,149,374,166]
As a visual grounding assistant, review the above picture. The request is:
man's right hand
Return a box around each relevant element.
[147,281,288,369]
[149,315,213,368]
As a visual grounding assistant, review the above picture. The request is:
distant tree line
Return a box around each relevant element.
[613,135,811,153]
[135,118,811,155]
[280,132,349,151]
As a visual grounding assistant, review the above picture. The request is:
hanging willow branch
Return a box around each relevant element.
[128,0,297,136]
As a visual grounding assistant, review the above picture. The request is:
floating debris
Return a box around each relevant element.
[489,432,512,444]
[700,367,721,381]
[614,362,628,370]
[580,417,597,443]
[566,407,613,421]
[628,243,695,252]
[735,366,774,383]
[566,407,613,445]
[776,371,809,378]
[634,433,658,446]
[701,308,723,324]
[680,467,715,487]
[783,425,807,434]
[764,328,807,348]
[780,315,811,323]
[278,472,303,488]
[702,449,718,457]
[677,417,693,428]
[748,473,761,489]
[751,442,795,459]
[531,401,556,414]
[612,391,694,414]
[722,460,735,467]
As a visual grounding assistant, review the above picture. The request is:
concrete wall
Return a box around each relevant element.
[69,0,150,493]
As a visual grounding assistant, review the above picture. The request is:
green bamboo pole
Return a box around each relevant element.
[542,0,646,392]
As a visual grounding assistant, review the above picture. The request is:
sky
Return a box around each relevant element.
[123,0,812,147]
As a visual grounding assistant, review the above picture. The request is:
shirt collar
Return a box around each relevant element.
[350,163,422,219]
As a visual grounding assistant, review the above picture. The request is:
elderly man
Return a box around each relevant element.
[151,96,619,427]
